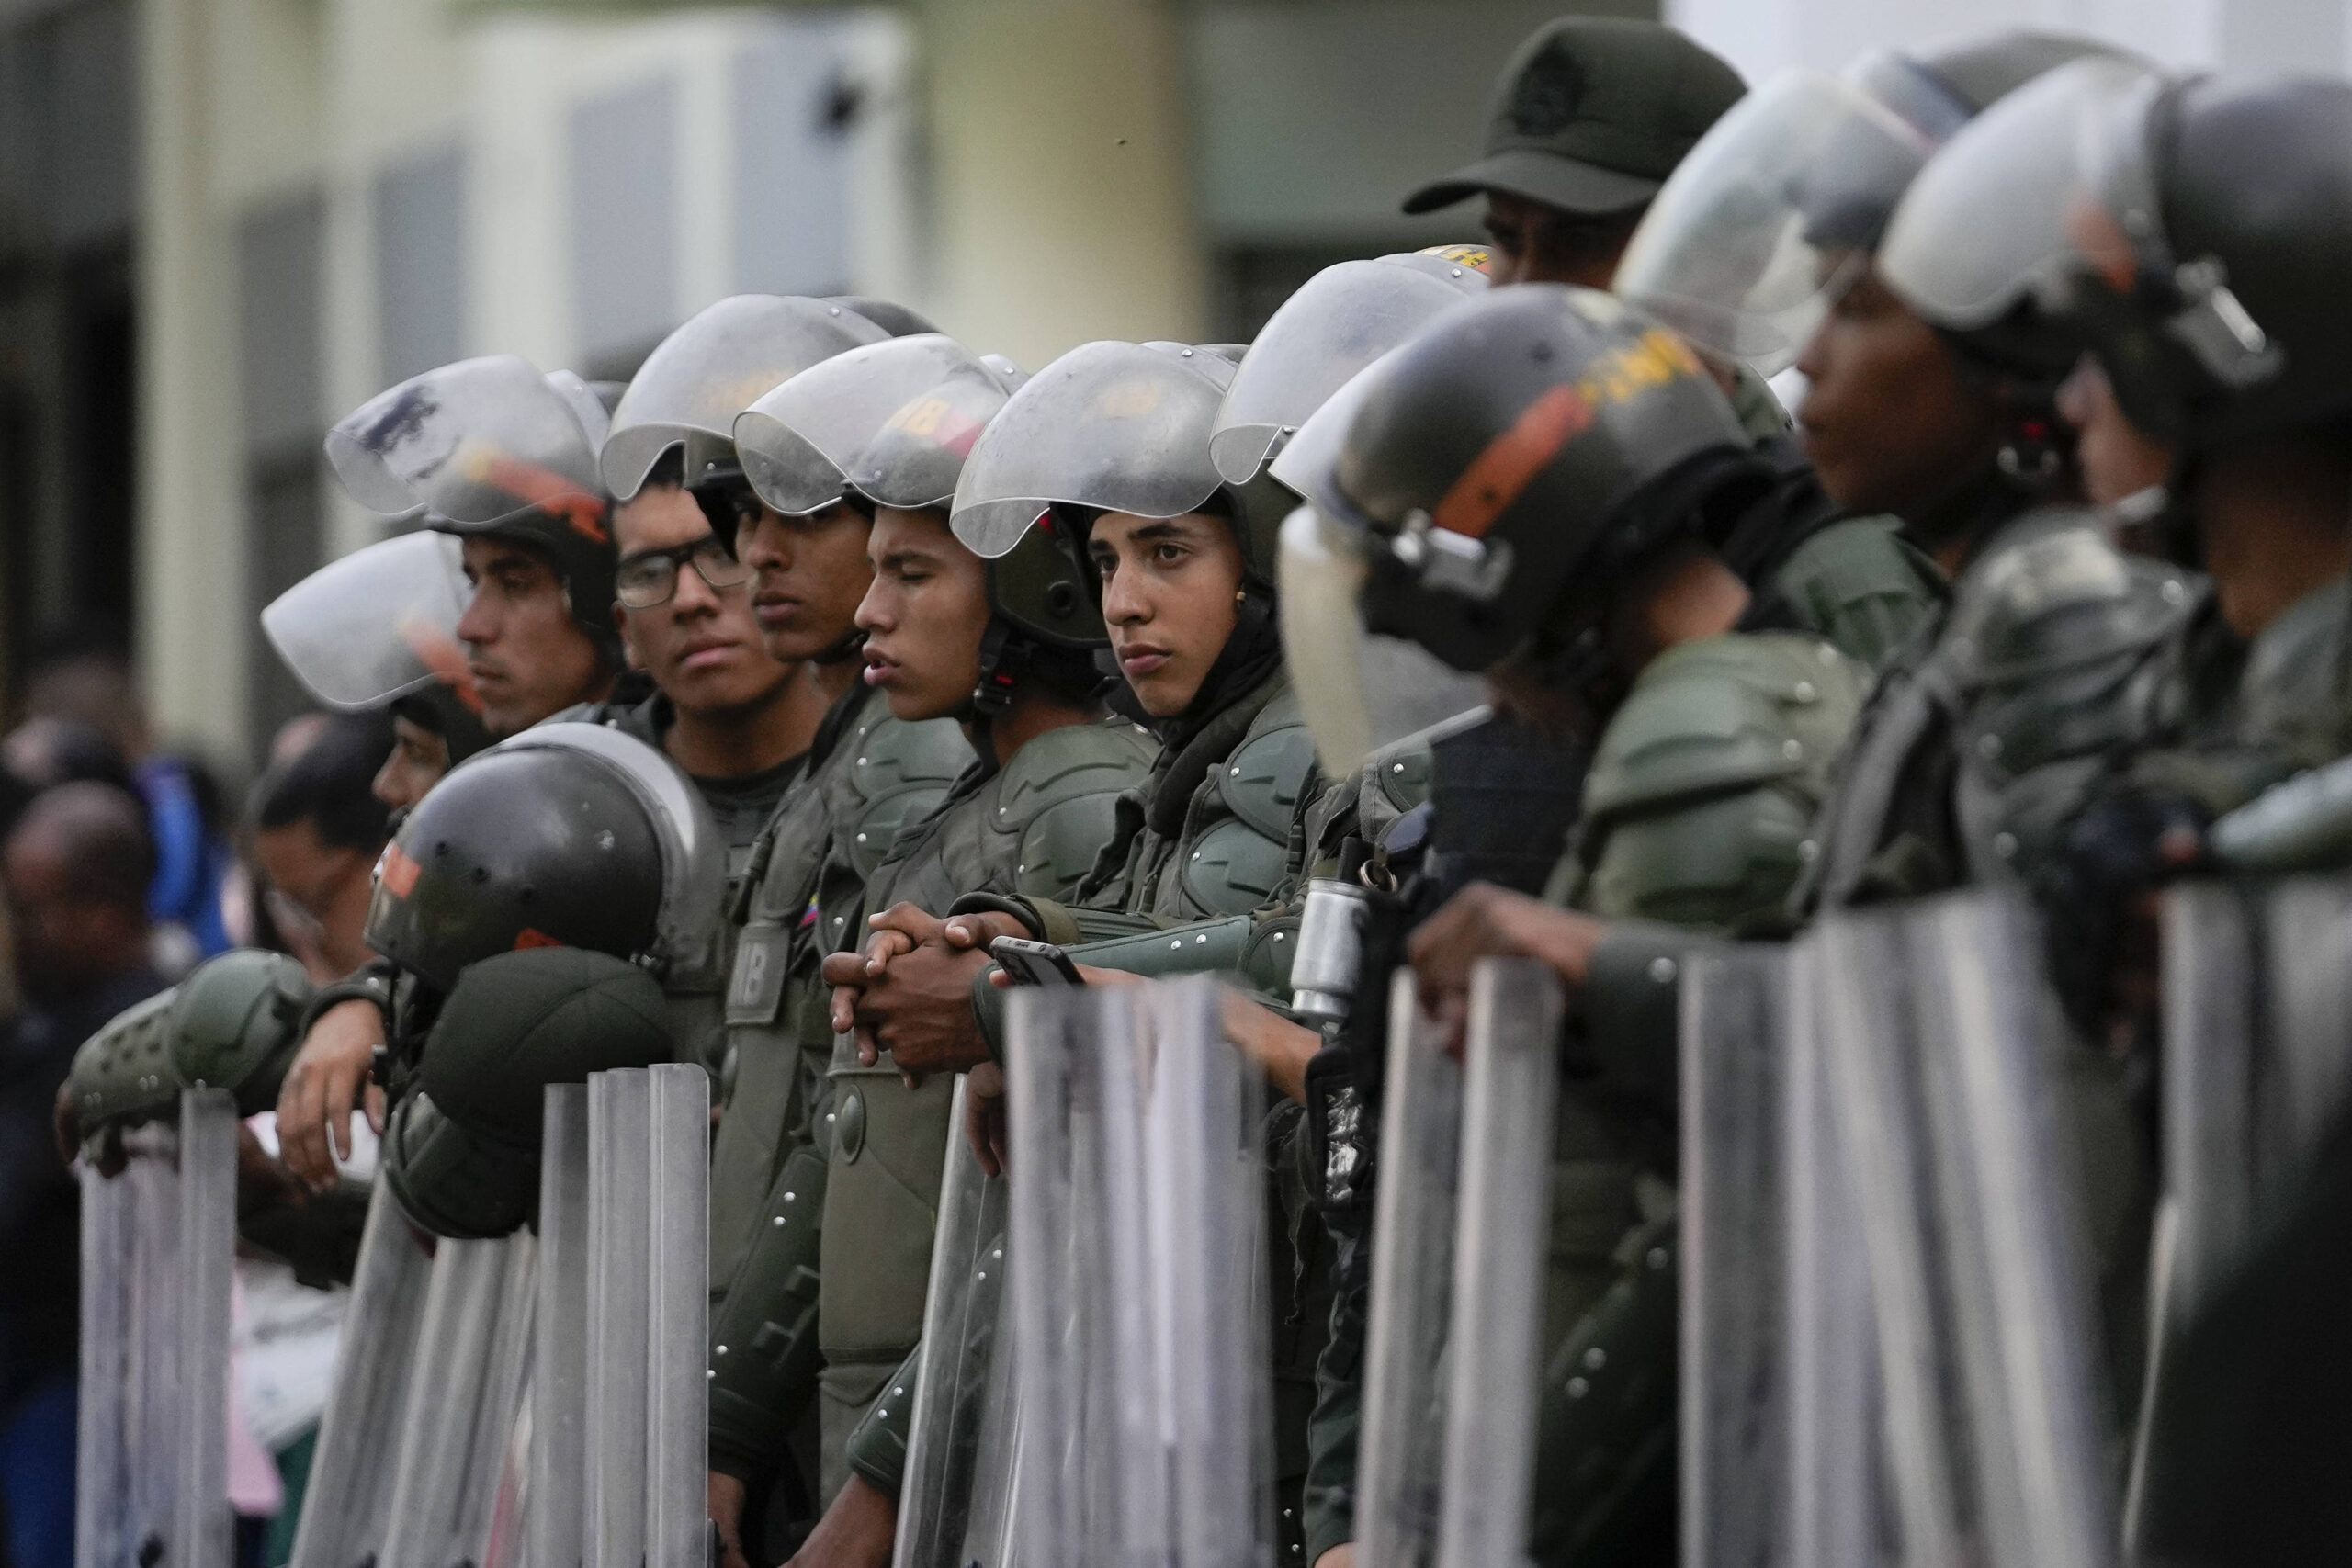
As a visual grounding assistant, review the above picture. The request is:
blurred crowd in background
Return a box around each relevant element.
[0,637,391,1565]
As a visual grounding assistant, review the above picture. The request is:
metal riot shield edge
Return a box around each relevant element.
[288,1180,435,1568]
[1142,977,1274,1568]
[124,1130,182,1568]
[1355,968,1463,1568]
[75,1158,134,1568]
[893,1074,1017,1568]
[1433,958,1563,1568]
[645,1062,711,1568]
[1680,946,1786,1568]
[1818,893,2115,1568]
[1680,942,1878,1568]
[586,1069,652,1568]
[529,1084,593,1568]
[175,1089,239,1568]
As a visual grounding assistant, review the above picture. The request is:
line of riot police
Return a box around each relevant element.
[51,15,2352,1568]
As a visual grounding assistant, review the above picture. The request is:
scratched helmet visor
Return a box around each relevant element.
[261,530,480,715]
[734,334,1012,516]
[326,355,607,534]
[1878,56,2163,334]
[949,341,1237,559]
[597,294,888,501]
[1211,252,1488,485]
[1308,286,1749,679]
[1613,71,1936,374]
[844,357,1025,512]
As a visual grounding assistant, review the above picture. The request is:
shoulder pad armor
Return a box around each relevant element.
[1767,514,1944,671]
[833,712,974,880]
[1947,516,2204,781]
[1585,634,1865,827]
[1000,719,1159,896]
[1216,685,1318,841]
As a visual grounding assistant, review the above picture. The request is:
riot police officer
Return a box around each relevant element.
[275,358,624,1192]
[1290,284,1875,1566]
[723,334,1157,1566]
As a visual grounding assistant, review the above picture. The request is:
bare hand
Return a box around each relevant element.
[785,1471,896,1568]
[707,1472,752,1568]
[275,998,387,1191]
[1217,987,1321,1106]
[1407,882,1605,1049]
[822,903,949,1053]
[965,1061,1010,1177]
[838,937,996,1084]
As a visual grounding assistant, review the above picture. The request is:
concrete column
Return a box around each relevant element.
[137,0,249,764]
[916,0,1204,368]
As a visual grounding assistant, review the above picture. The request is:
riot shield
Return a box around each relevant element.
[1815,891,2114,1568]
[644,1063,710,1568]
[1004,978,1275,1568]
[1680,942,1878,1568]
[74,1093,239,1568]
[288,1180,435,1568]
[580,1065,708,1568]
[893,1074,1015,1568]
[586,1069,650,1568]
[376,1235,538,1568]
[529,1084,592,1568]
[2128,873,2352,1558]
[1432,959,1562,1568]
[1354,971,1462,1568]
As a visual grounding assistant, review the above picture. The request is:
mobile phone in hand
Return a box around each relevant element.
[989,935,1086,987]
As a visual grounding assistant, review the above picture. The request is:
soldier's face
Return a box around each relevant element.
[373,716,449,811]
[735,501,875,663]
[1793,261,1999,520]
[1088,511,1246,718]
[613,483,796,720]
[453,538,609,738]
[854,506,991,723]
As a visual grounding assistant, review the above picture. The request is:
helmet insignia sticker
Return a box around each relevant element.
[379,842,423,898]
[1433,384,1594,540]
[452,440,608,542]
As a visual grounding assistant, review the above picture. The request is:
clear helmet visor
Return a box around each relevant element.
[1880,56,2161,333]
[950,341,1235,559]
[496,722,724,970]
[1277,506,1484,780]
[1613,71,1937,372]
[1268,345,1394,510]
[733,334,999,516]
[1210,253,1487,485]
[597,295,887,501]
[326,355,605,526]
[843,357,1025,512]
[261,530,478,713]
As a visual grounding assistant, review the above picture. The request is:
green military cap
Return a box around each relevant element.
[1402,17,1746,217]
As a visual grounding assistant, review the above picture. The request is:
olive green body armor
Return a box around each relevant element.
[68,949,316,1148]
[705,687,970,1483]
[812,716,1155,1496]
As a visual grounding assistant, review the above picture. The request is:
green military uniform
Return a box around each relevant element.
[813,716,1156,1495]
[706,686,971,1494]
[563,689,807,1077]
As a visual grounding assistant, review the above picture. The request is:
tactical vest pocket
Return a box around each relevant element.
[725,923,793,1027]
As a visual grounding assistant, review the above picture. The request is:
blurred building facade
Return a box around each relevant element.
[1,0,2347,771]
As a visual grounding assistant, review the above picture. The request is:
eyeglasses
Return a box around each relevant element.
[615,536,755,608]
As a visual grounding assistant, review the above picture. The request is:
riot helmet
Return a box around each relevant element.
[596,294,887,508]
[950,340,1291,576]
[1210,249,1489,485]
[827,296,941,339]
[734,334,1000,517]
[1614,32,2146,373]
[1284,285,1751,773]
[326,355,621,662]
[363,723,722,993]
[1884,65,2352,452]
[261,530,492,765]
[382,946,672,1238]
